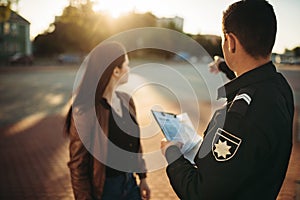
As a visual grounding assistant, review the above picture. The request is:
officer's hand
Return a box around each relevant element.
[161,138,183,156]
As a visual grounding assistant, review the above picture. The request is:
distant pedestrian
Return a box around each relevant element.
[64,41,151,200]
[161,0,294,199]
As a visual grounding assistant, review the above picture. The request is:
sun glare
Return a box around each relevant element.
[110,10,121,19]
[93,0,139,18]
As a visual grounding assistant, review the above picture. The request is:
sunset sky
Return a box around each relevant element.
[18,0,300,54]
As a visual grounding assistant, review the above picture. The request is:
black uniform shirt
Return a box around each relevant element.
[166,62,294,200]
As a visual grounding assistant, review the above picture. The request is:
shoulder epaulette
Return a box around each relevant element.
[228,87,256,116]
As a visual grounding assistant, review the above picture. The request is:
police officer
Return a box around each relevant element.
[161,0,294,199]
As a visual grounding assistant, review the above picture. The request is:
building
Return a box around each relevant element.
[0,6,31,63]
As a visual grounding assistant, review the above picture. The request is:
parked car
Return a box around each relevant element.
[9,53,34,65]
[57,54,81,64]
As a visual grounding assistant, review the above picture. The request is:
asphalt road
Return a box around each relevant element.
[0,63,300,127]
[0,66,76,127]
[0,62,299,128]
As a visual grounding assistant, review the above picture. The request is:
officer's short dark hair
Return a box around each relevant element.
[222,0,277,58]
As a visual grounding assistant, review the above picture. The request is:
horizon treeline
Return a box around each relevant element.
[32,1,223,58]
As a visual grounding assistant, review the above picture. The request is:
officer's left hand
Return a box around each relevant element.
[161,138,183,156]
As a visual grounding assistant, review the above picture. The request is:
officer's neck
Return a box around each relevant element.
[234,54,271,77]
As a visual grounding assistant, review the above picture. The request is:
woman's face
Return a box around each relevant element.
[117,54,130,85]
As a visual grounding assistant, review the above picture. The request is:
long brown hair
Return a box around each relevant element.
[64,41,126,134]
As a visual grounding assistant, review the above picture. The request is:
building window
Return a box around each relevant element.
[4,22,10,35]
[11,23,18,36]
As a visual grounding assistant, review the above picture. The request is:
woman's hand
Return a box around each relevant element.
[139,178,151,200]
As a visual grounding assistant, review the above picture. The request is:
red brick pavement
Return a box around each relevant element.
[0,110,299,199]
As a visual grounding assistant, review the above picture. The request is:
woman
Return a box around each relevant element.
[64,41,151,200]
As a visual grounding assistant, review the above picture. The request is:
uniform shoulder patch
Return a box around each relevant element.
[212,128,242,162]
[228,87,256,116]
[233,93,252,105]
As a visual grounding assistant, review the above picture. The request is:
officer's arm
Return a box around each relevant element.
[165,146,202,199]
[165,104,258,199]
[165,126,252,199]
[165,91,292,199]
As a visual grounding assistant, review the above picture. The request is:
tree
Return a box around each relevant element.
[292,47,300,57]
[109,12,157,34]
[34,1,103,55]
[32,1,222,59]
[0,1,11,22]
[192,34,222,58]
[33,3,158,56]
[0,0,19,22]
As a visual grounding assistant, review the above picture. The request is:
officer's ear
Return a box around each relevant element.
[226,33,236,53]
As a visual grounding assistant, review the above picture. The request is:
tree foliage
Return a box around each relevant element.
[33,1,222,58]
[0,0,14,22]
[33,2,160,56]
[34,1,100,55]
[292,47,300,57]
[0,5,11,22]
[192,34,223,57]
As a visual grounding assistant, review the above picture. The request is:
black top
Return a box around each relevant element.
[100,98,146,179]
[165,62,294,199]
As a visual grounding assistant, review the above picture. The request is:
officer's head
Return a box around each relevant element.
[222,0,276,64]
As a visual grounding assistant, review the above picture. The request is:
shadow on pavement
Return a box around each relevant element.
[0,109,299,199]
[0,114,73,199]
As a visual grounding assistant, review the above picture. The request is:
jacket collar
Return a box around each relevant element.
[217,61,277,99]
[99,97,110,109]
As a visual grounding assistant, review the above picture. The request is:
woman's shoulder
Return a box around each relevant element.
[116,91,135,107]
[116,91,131,102]
[116,91,137,116]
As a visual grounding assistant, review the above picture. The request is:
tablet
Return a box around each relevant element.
[151,109,203,163]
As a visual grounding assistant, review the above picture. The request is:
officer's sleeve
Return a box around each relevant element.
[165,146,201,199]
[165,114,253,199]
[165,107,248,198]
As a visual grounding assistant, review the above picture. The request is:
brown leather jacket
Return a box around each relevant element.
[67,92,146,199]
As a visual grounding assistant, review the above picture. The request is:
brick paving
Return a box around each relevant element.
[0,107,299,200]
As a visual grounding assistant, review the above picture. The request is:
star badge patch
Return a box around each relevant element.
[214,140,231,159]
[212,128,242,161]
